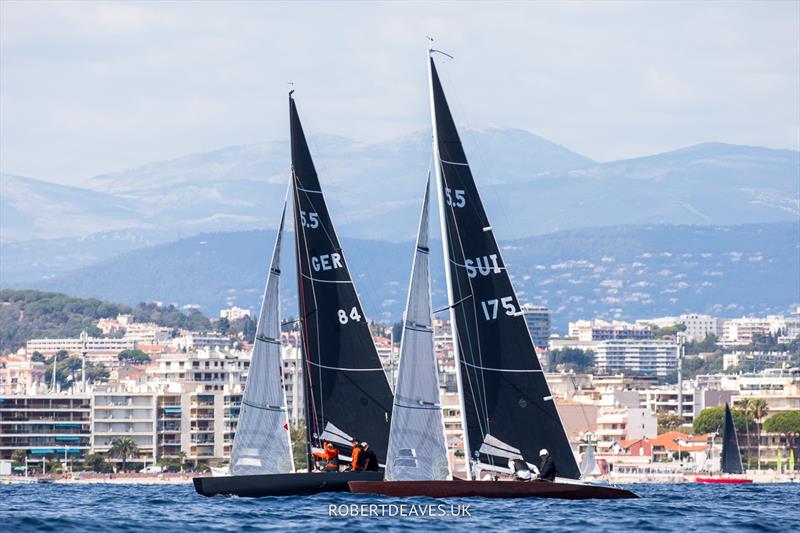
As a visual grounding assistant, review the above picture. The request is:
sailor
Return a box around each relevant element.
[350,438,364,471]
[313,441,340,472]
[360,442,379,471]
[537,449,557,481]
[508,458,532,481]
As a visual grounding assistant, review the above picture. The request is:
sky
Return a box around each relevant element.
[1,1,798,186]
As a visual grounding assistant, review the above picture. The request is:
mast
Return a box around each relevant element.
[229,193,294,475]
[289,92,394,469]
[428,49,473,479]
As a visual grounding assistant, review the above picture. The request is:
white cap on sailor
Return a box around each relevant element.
[539,448,549,457]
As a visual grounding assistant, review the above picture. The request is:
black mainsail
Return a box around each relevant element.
[428,56,580,480]
[720,403,744,474]
[290,94,394,468]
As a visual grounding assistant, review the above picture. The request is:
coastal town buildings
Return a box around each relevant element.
[522,304,551,349]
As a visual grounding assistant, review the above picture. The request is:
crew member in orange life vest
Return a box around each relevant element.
[350,438,364,471]
[313,441,339,472]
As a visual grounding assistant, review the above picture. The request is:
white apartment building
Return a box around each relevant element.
[0,392,92,463]
[567,320,653,342]
[0,355,46,394]
[26,337,135,363]
[593,340,678,378]
[219,306,251,321]
[678,314,721,341]
[92,388,158,464]
[440,389,466,477]
[147,348,247,392]
[171,333,232,351]
[282,344,304,425]
[522,304,551,349]
[726,368,800,412]
[122,323,172,345]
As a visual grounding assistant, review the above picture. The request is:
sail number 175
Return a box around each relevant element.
[480,296,518,320]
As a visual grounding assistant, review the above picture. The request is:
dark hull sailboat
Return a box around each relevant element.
[194,471,384,498]
[348,480,638,500]
[351,50,638,501]
[194,93,394,498]
[696,403,751,484]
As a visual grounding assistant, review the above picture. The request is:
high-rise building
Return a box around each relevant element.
[522,304,551,349]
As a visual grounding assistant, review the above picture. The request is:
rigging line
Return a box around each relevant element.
[299,272,353,284]
[306,360,386,372]
[438,160,488,443]
[432,294,473,314]
[448,257,508,271]
[292,175,321,445]
[460,360,545,373]
[441,160,492,435]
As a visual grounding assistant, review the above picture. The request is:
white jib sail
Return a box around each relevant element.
[579,436,600,478]
[230,196,294,475]
[385,177,452,481]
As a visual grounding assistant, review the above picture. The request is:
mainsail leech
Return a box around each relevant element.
[230,194,294,475]
[427,54,581,479]
[289,94,394,468]
[385,177,452,481]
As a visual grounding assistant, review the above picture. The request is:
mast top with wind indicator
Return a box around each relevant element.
[426,37,454,60]
[289,81,295,99]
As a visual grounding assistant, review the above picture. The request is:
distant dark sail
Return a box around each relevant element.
[720,403,744,474]
[289,95,394,468]
[428,56,580,480]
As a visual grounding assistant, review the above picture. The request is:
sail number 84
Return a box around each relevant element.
[337,306,362,324]
[480,296,518,320]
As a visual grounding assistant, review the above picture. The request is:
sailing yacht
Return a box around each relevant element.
[696,403,752,484]
[194,93,393,497]
[348,50,636,500]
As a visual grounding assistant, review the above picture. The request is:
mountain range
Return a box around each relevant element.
[11,223,798,331]
[2,128,797,244]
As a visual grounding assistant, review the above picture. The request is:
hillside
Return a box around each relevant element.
[0,290,212,353]
[15,223,799,331]
[2,131,797,243]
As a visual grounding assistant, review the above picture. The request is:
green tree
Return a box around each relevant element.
[653,324,687,339]
[217,317,231,335]
[750,398,769,469]
[11,449,26,468]
[657,412,685,434]
[110,437,139,472]
[30,351,45,362]
[685,334,719,355]
[763,411,800,433]
[548,348,594,373]
[83,452,110,473]
[117,349,151,364]
[693,405,753,435]
[291,424,308,471]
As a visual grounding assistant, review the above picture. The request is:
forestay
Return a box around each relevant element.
[428,55,580,480]
[385,178,451,481]
[230,198,294,475]
[289,94,394,467]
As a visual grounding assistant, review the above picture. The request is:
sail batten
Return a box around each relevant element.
[428,55,580,480]
[230,197,294,476]
[289,95,394,468]
[385,177,452,481]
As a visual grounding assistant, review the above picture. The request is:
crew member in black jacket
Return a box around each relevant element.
[537,449,557,481]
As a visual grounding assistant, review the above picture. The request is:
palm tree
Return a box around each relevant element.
[750,399,769,470]
[735,398,753,469]
[110,437,138,472]
[178,451,186,473]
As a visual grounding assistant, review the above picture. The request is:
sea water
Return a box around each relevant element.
[1,483,798,531]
